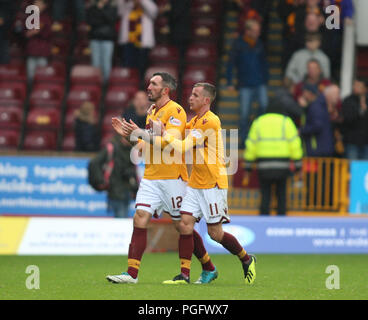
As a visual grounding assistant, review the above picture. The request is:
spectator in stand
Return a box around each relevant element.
[226,19,269,147]
[285,32,330,85]
[107,134,138,218]
[341,80,368,160]
[0,0,16,64]
[117,0,158,85]
[299,84,337,157]
[24,0,52,83]
[273,83,303,126]
[87,0,117,83]
[294,58,332,101]
[52,0,86,31]
[74,101,99,152]
[122,90,149,129]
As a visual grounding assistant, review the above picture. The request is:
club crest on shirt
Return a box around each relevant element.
[176,107,182,114]
[169,116,182,126]
[202,119,208,125]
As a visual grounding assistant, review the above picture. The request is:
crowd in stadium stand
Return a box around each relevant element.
[1,0,368,161]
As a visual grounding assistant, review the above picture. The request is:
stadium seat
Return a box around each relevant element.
[0,106,23,130]
[191,0,222,18]
[33,63,66,85]
[29,84,64,109]
[72,41,92,65]
[0,82,27,100]
[0,64,27,82]
[155,16,170,44]
[50,38,71,63]
[104,86,136,111]
[185,43,217,65]
[9,43,25,62]
[144,65,179,87]
[191,18,219,42]
[66,85,101,110]
[0,129,20,150]
[102,109,121,133]
[149,45,179,66]
[61,132,76,151]
[109,67,140,87]
[70,65,102,87]
[101,131,114,148]
[23,130,58,150]
[26,108,61,130]
[182,66,216,89]
[51,19,72,39]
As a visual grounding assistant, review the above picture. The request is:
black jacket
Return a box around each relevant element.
[74,118,99,152]
[107,135,137,200]
[87,2,117,41]
[341,94,368,146]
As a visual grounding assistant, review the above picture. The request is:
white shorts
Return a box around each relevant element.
[180,186,230,224]
[135,178,187,220]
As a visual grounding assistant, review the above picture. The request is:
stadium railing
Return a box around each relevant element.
[228,157,350,216]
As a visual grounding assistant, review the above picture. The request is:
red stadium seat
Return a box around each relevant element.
[70,65,102,87]
[0,64,27,82]
[51,19,72,38]
[66,85,101,110]
[26,108,61,130]
[50,38,71,62]
[182,66,216,89]
[109,67,140,87]
[61,132,76,151]
[149,45,179,66]
[33,63,66,85]
[144,65,179,87]
[185,43,217,65]
[0,106,23,130]
[191,0,222,18]
[29,84,64,109]
[0,82,27,100]
[105,86,136,111]
[191,18,219,42]
[101,131,114,147]
[23,130,58,150]
[102,109,121,133]
[72,41,92,65]
[155,16,170,44]
[0,129,20,150]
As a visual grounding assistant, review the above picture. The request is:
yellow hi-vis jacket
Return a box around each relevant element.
[243,113,303,172]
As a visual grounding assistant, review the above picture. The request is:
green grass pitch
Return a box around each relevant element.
[1,253,368,300]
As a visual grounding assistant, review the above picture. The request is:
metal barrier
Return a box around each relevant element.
[228,157,350,216]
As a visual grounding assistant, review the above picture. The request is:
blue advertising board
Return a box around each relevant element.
[349,161,368,214]
[195,216,368,254]
[0,156,109,216]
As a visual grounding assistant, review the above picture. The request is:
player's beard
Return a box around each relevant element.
[148,88,164,103]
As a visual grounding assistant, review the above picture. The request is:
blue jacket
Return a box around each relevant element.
[226,36,269,88]
[300,94,334,157]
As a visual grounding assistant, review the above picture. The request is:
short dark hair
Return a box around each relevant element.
[152,72,177,92]
[194,82,217,103]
